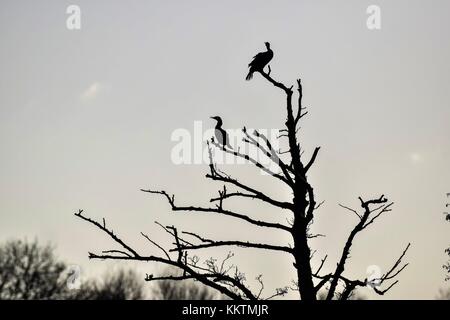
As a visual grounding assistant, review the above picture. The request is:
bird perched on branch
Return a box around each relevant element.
[246,42,273,81]
[210,116,231,150]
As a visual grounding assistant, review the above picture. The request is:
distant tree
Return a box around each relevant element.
[317,290,365,300]
[436,288,450,300]
[0,239,69,299]
[444,194,450,281]
[153,278,217,300]
[0,239,146,300]
[72,269,146,300]
[152,268,219,300]
[75,45,410,300]
[444,248,450,281]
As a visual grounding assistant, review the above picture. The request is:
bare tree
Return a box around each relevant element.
[0,239,69,299]
[75,49,410,300]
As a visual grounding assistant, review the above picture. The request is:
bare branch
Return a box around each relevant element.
[314,255,328,277]
[75,211,257,300]
[259,70,293,94]
[317,243,410,299]
[264,287,289,300]
[210,140,292,186]
[380,243,411,282]
[141,232,171,261]
[101,250,132,258]
[256,275,264,299]
[338,204,361,220]
[314,274,332,293]
[75,210,139,257]
[295,78,304,125]
[206,170,293,211]
[304,147,320,173]
[244,127,295,184]
[326,195,396,300]
[142,189,291,232]
[173,237,294,255]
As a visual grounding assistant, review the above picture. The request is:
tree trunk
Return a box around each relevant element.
[285,87,317,300]
[292,191,316,300]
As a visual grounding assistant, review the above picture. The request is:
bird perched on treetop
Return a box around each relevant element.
[246,42,273,81]
[210,116,231,150]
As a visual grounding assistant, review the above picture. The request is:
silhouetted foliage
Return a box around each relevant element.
[153,278,217,300]
[436,288,450,300]
[76,44,410,300]
[71,269,145,300]
[444,200,450,281]
[0,239,69,299]
[151,267,220,300]
[0,239,147,300]
[317,290,365,300]
[444,248,450,281]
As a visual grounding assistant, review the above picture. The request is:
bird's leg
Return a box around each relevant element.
[267,65,272,75]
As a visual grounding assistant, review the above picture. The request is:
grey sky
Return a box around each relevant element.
[0,0,449,299]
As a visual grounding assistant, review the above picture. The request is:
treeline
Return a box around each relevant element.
[1,239,448,300]
[0,239,218,300]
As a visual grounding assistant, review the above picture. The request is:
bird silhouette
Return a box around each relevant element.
[246,42,273,81]
[210,116,231,150]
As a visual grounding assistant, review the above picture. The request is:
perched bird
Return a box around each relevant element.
[246,42,273,81]
[210,116,231,150]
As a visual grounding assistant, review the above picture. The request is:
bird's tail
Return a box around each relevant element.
[245,71,253,81]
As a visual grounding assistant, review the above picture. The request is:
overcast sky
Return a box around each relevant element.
[0,0,449,299]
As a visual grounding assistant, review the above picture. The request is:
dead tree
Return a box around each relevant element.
[75,55,410,300]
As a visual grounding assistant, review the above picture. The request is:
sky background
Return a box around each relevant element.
[0,0,449,299]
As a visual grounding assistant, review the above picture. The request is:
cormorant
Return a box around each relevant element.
[246,42,273,81]
[210,116,231,150]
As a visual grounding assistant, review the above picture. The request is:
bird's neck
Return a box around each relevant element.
[215,121,223,128]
